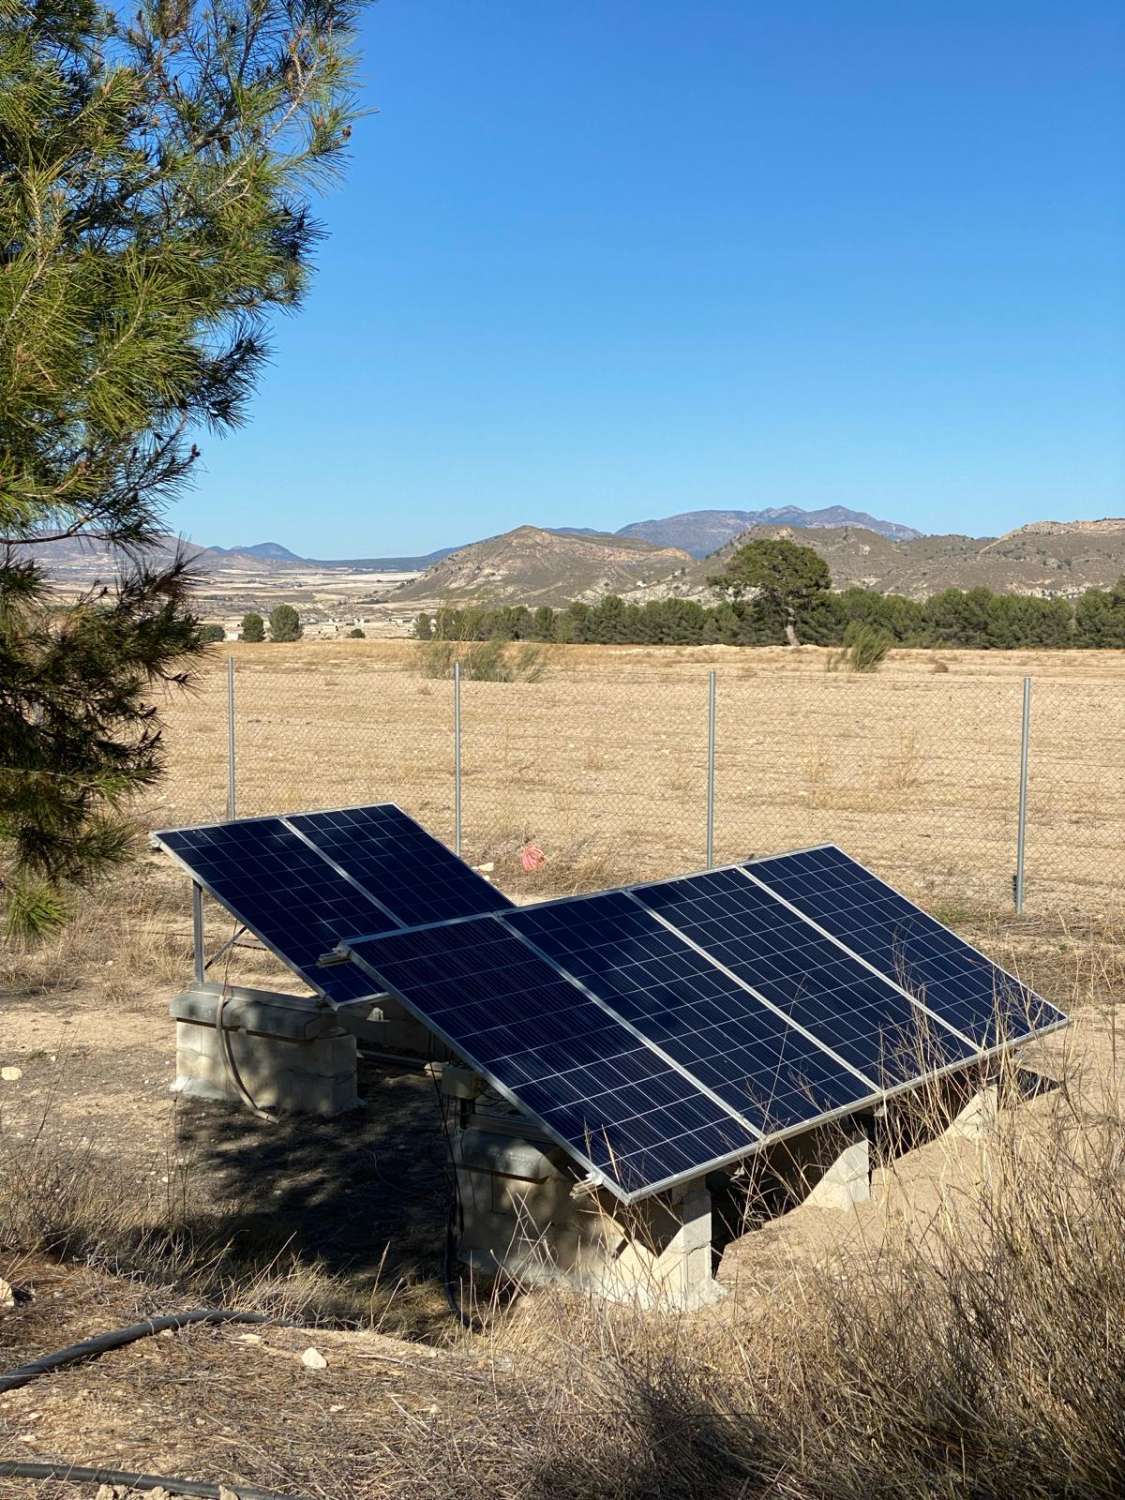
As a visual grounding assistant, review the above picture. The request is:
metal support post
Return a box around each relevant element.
[706,670,717,869]
[1014,676,1031,914]
[192,882,205,983]
[226,655,237,821]
[453,660,463,857]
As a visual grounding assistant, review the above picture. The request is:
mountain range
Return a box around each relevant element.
[24,504,919,578]
[396,517,1125,608]
[26,508,1125,607]
[616,505,921,554]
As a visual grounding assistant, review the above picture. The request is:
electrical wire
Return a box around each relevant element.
[0,1309,271,1394]
[0,1460,309,1500]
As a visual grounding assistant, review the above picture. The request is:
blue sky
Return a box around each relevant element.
[170,1,1125,557]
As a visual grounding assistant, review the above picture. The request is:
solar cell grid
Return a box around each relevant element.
[634,867,978,1085]
[746,847,1065,1048]
[288,805,512,928]
[507,892,876,1131]
[159,819,383,1003]
[344,916,758,1196]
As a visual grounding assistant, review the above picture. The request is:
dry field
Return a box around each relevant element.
[3,867,1125,1497]
[146,640,1125,916]
[5,643,1125,1496]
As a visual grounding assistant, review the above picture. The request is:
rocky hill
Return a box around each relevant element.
[391,525,693,607]
[617,505,921,555]
[624,518,1125,603]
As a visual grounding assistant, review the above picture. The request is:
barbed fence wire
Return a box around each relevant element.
[144,649,1125,918]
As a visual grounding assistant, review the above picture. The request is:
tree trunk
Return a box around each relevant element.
[785,616,800,648]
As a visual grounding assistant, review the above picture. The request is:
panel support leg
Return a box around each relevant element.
[192,882,205,984]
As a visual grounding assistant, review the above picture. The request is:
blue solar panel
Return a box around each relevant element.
[158,803,514,1005]
[158,819,385,1003]
[288,804,512,928]
[635,868,978,1085]
[343,917,758,1197]
[745,846,1065,1049]
[337,847,1066,1202]
[506,892,875,1132]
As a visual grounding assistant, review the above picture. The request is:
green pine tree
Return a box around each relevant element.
[268,603,302,642]
[240,612,266,643]
[709,539,832,647]
[0,0,368,938]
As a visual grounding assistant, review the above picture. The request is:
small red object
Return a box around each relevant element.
[520,842,546,872]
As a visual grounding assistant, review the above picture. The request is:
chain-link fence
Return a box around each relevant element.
[145,650,1125,917]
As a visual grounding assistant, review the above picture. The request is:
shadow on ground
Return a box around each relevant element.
[173,1057,453,1333]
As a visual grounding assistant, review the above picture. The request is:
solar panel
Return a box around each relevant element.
[158,818,385,1003]
[342,917,758,1196]
[155,803,512,1005]
[634,868,979,1085]
[288,804,513,928]
[745,846,1066,1050]
[506,891,877,1131]
[337,847,1065,1203]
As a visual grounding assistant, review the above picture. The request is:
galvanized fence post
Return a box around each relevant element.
[1014,676,1031,914]
[453,659,463,856]
[226,654,237,821]
[706,670,717,868]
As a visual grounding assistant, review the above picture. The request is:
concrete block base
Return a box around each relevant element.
[452,1108,725,1309]
[804,1139,871,1209]
[945,1084,999,1142]
[171,983,358,1117]
[765,1123,873,1211]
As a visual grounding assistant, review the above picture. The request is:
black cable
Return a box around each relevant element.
[0,1309,270,1394]
[442,1187,480,1331]
[0,1460,309,1499]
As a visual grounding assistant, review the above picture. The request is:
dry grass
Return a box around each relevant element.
[4,1018,1125,1498]
[141,641,1125,916]
[4,855,1125,1494]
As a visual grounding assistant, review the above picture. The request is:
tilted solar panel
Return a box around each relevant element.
[634,868,979,1085]
[288,804,513,928]
[343,916,759,1197]
[158,818,386,1003]
[155,803,511,1005]
[338,848,1065,1203]
[745,846,1066,1050]
[506,891,876,1131]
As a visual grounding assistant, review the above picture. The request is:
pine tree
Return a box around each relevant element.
[709,539,832,647]
[268,603,301,642]
[0,0,368,937]
[240,612,266,643]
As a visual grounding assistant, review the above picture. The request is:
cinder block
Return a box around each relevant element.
[946,1084,999,1142]
[805,1139,871,1209]
[171,988,358,1118]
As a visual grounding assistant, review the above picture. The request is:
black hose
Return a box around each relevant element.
[0,1460,309,1499]
[442,1191,479,1331]
[0,1308,270,1394]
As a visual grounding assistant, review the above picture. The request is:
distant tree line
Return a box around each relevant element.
[415,583,1125,651]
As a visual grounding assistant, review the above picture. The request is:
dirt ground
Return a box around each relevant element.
[3,838,1124,1495]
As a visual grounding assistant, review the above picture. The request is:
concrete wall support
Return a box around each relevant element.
[171,983,358,1117]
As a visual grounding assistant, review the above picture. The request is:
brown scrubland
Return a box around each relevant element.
[3,642,1125,1497]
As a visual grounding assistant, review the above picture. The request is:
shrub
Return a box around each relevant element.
[240,612,265,643]
[347,627,366,639]
[847,622,892,671]
[198,623,226,644]
[268,604,301,642]
[417,640,549,682]
[414,612,434,640]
